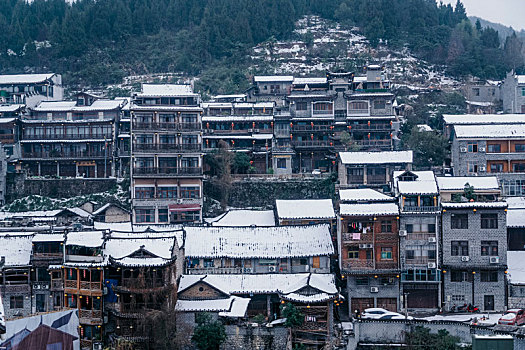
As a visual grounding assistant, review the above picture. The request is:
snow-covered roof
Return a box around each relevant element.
[275,199,335,220]
[202,115,273,122]
[211,210,275,227]
[104,236,175,267]
[92,203,129,216]
[507,209,525,228]
[506,197,525,209]
[0,104,24,113]
[32,233,65,243]
[178,273,337,296]
[254,76,294,83]
[67,207,91,218]
[340,203,399,217]
[394,171,438,195]
[441,202,507,209]
[454,124,525,139]
[184,224,333,259]
[175,296,250,317]
[0,234,34,266]
[138,84,197,97]
[65,231,104,247]
[466,101,493,107]
[508,251,525,284]
[32,101,76,112]
[417,124,432,132]
[213,94,246,100]
[0,73,56,85]
[518,75,525,85]
[339,151,413,165]
[436,176,499,191]
[0,210,63,220]
[234,102,274,109]
[339,189,394,202]
[443,114,525,125]
[72,99,124,111]
[293,77,327,85]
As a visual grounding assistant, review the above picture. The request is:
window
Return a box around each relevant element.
[481,214,498,229]
[481,241,498,256]
[203,259,214,267]
[135,209,155,223]
[350,101,368,110]
[374,100,386,110]
[516,144,525,152]
[312,257,320,269]
[490,163,503,173]
[380,277,394,285]
[158,208,169,223]
[513,163,525,172]
[467,162,478,173]
[451,214,468,229]
[276,158,287,169]
[296,102,307,111]
[452,294,465,302]
[135,187,154,199]
[10,296,23,309]
[347,249,359,259]
[487,144,501,153]
[180,186,200,199]
[473,88,480,96]
[381,247,393,260]
[451,241,469,256]
[467,142,478,153]
[158,187,177,199]
[480,271,498,282]
[406,250,415,260]
[356,277,369,286]
[366,250,372,260]
[451,270,471,282]
[428,249,437,260]
[522,87,525,97]
[381,220,392,233]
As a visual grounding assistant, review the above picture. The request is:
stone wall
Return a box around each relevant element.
[221,325,288,350]
[6,173,117,202]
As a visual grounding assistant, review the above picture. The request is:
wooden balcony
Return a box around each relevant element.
[22,151,108,159]
[292,140,331,148]
[350,124,391,131]
[292,125,331,132]
[133,167,202,176]
[22,133,111,140]
[186,267,244,274]
[134,144,201,152]
[402,206,440,213]
[354,139,391,148]
[79,309,103,323]
[64,280,102,291]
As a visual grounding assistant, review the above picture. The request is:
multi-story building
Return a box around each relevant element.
[116,97,131,177]
[20,98,126,177]
[445,113,525,196]
[202,101,274,173]
[0,145,6,206]
[393,171,441,311]
[462,80,501,114]
[130,84,203,224]
[0,233,33,319]
[0,74,63,108]
[437,176,507,312]
[30,231,65,313]
[275,199,336,240]
[63,230,105,349]
[502,70,525,114]
[247,76,294,105]
[0,104,23,158]
[338,189,400,313]
[338,150,413,189]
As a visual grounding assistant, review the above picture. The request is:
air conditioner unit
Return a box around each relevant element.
[479,147,486,152]
[177,199,184,204]
[428,262,436,269]
[248,128,254,132]
[93,343,103,350]
[244,268,252,273]
[103,287,108,295]
[34,284,40,290]
[359,244,367,249]
[461,256,470,262]
[366,244,373,249]
[428,237,436,243]
[208,129,214,134]
[268,266,276,272]
[460,147,468,153]
[253,129,260,133]
[479,166,486,172]
[489,256,500,264]
[399,230,407,236]
[370,287,379,293]
[43,284,49,289]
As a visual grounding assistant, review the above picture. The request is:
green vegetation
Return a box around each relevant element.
[280,302,304,328]
[405,326,471,350]
[0,0,523,91]
[192,312,227,350]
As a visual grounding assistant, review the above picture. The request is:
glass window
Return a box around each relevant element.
[158,208,169,223]
[451,270,471,282]
[480,271,498,282]
[135,187,154,199]
[451,214,468,229]
[135,209,155,223]
[481,241,498,256]
[487,144,501,153]
[380,247,393,260]
[490,163,503,173]
[451,241,469,256]
[356,277,369,286]
[481,214,498,229]
[10,296,23,309]
[467,142,478,152]
[277,158,287,169]
[406,250,415,260]
[513,163,525,172]
[296,102,307,111]
[347,249,359,259]
[180,186,200,199]
[467,162,478,173]
[158,187,177,199]
[516,144,525,152]
[380,220,392,233]
[373,100,386,109]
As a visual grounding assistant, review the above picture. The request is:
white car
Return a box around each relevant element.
[361,308,391,319]
[378,312,414,321]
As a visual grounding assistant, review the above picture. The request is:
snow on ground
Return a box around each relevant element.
[420,313,503,325]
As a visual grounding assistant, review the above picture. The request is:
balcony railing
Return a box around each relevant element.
[0,134,15,141]
[22,151,109,159]
[292,140,331,148]
[350,124,391,131]
[134,144,201,152]
[79,309,103,321]
[405,257,437,265]
[133,167,202,176]
[133,122,201,130]
[402,206,440,213]
[51,280,63,290]
[354,139,391,147]
[186,267,244,274]
[292,125,331,132]
[180,123,201,130]
[23,133,111,140]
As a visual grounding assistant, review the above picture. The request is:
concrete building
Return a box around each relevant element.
[130,84,203,224]
[338,188,401,313]
[338,150,413,190]
[445,114,525,196]
[0,74,63,109]
[437,176,507,312]
[502,71,525,114]
[393,171,441,311]
[462,80,501,114]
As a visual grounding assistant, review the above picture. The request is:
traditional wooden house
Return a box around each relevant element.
[184,224,333,275]
[275,199,336,240]
[92,203,130,223]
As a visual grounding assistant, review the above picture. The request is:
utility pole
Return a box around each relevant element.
[104,137,107,178]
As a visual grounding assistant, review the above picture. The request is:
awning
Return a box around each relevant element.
[169,204,201,212]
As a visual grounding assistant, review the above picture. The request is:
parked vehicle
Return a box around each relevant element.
[361,308,391,319]
[498,309,525,326]
[377,312,414,321]
[466,304,480,313]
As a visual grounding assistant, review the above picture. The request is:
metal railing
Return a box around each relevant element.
[292,140,331,147]
[133,167,202,176]
[402,206,440,213]
[23,133,111,140]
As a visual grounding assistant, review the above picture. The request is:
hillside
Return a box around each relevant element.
[470,16,525,40]
[0,0,523,92]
